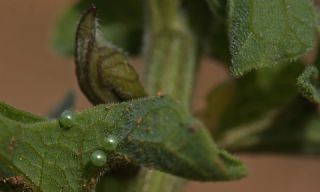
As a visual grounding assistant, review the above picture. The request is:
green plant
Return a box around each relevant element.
[1,0,320,191]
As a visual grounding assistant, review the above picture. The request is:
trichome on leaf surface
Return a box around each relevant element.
[1,0,320,192]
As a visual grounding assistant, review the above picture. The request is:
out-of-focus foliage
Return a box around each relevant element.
[199,61,320,153]
[205,62,304,137]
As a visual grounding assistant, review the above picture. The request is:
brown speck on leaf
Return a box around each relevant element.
[125,106,131,112]
[145,127,152,133]
[0,176,32,191]
[84,177,97,192]
[156,91,165,97]
[9,176,22,185]
[75,150,81,157]
[123,155,130,162]
[63,185,71,192]
[188,123,199,133]
[8,137,16,153]
[136,117,142,125]
[127,136,133,142]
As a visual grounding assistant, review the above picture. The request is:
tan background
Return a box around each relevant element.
[0,1,319,191]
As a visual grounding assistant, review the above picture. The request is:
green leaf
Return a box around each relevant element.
[297,65,320,103]
[0,96,246,191]
[52,0,143,56]
[0,102,45,124]
[229,0,316,76]
[75,6,146,105]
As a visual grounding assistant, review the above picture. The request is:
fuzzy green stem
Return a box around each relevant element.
[144,0,179,33]
[136,0,198,191]
[143,0,196,108]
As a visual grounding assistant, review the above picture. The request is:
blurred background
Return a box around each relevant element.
[0,1,319,191]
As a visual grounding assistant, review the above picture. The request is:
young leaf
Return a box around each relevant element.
[228,0,316,76]
[297,65,320,103]
[0,96,246,191]
[75,6,146,105]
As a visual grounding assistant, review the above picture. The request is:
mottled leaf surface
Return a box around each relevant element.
[229,0,315,76]
[0,96,246,191]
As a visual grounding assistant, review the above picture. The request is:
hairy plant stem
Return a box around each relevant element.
[143,0,196,108]
[134,0,198,191]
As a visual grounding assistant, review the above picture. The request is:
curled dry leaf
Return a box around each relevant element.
[75,6,146,105]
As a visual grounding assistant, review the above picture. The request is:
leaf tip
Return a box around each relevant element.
[297,65,320,103]
[217,150,248,180]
